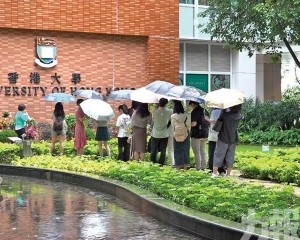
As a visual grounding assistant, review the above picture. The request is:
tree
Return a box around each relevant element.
[199,0,300,72]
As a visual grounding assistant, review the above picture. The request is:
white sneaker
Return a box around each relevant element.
[211,173,219,178]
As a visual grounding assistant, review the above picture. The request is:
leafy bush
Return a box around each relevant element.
[239,98,300,133]
[65,114,76,140]
[0,143,20,163]
[36,122,52,141]
[239,128,300,146]
[12,154,300,235]
[0,129,17,143]
[282,85,300,102]
[236,147,300,185]
[86,127,96,140]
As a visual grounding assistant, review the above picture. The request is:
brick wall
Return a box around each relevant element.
[0,29,148,121]
[0,0,178,37]
[0,1,179,122]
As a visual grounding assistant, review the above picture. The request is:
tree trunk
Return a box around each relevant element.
[283,37,300,69]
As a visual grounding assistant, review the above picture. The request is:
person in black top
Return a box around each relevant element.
[189,101,209,170]
[212,104,242,177]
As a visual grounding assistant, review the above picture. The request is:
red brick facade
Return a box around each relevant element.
[0,0,179,122]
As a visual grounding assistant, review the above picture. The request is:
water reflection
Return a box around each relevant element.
[0,175,200,240]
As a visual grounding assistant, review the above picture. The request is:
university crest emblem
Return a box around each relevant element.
[34,37,58,68]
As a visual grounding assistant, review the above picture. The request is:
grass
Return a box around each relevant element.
[235,144,293,154]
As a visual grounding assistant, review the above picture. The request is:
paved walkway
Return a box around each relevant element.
[231,170,300,196]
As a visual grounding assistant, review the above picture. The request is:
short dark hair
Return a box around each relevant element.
[77,99,84,106]
[230,104,242,113]
[159,98,168,107]
[118,104,129,115]
[18,104,26,111]
[189,101,199,106]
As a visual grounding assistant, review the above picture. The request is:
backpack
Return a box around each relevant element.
[53,116,63,135]
[173,116,188,142]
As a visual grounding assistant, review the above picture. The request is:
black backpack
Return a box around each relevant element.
[53,116,63,135]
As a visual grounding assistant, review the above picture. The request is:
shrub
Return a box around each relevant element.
[65,114,76,140]
[0,143,20,163]
[86,127,96,140]
[239,97,300,133]
[36,122,52,141]
[0,129,18,143]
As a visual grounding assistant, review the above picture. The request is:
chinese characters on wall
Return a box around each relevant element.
[2,71,132,97]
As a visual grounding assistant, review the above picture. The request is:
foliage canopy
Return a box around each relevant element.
[200,0,300,68]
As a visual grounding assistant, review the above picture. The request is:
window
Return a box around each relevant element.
[186,44,208,71]
[210,45,230,72]
[180,0,194,4]
[198,0,208,5]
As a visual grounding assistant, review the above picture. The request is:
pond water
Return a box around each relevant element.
[0,175,201,240]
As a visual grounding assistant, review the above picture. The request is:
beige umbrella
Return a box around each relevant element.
[204,88,244,109]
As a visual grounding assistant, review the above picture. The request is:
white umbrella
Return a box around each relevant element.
[204,88,244,109]
[73,89,103,100]
[144,80,175,95]
[80,99,115,121]
[130,88,162,103]
[107,89,134,100]
[167,85,206,103]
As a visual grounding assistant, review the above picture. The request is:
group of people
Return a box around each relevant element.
[13,99,111,157]
[13,97,242,176]
[114,98,242,177]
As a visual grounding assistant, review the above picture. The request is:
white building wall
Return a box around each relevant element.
[232,50,257,99]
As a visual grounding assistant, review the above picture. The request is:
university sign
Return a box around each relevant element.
[4,71,133,97]
[0,85,133,97]
[34,37,58,68]
[1,37,134,97]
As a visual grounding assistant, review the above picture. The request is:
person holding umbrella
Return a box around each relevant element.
[50,102,68,155]
[189,101,209,170]
[171,101,191,169]
[95,117,111,158]
[150,98,172,166]
[212,104,242,177]
[74,99,87,155]
[131,103,151,161]
[116,104,131,161]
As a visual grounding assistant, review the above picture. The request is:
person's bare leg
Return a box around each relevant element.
[213,166,219,175]
[98,141,103,156]
[134,151,139,160]
[77,147,84,155]
[226,167,232,176]
[104,141,110,156]
[140,152,145,161]
[50,136,56,154]
[59,137,64,155]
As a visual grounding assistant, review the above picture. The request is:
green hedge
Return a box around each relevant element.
[11,154,300,237]
[0,129,18,143]
[236,148,300,185]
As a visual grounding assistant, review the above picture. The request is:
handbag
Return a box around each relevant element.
[212,119,223,132]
